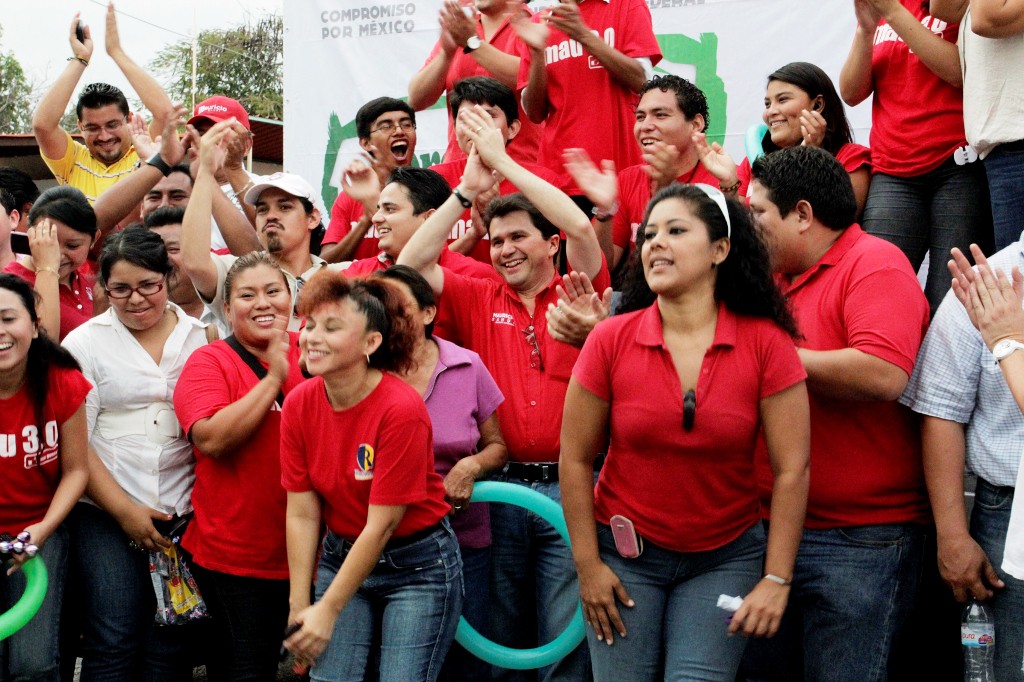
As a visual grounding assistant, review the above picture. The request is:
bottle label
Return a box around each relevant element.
[961,624,995,647]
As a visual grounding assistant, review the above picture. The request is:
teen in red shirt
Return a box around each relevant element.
[281,272,459,679]
[840,0,991,314]
[0,273,90,680]
[175,252,307,679]
[561,184,809,681]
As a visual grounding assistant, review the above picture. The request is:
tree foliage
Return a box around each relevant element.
[149,14,283,121]
[0,27,34,134]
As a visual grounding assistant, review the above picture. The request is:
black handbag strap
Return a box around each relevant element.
[224,335,286,408]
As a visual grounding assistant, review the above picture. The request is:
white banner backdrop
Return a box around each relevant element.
[283,0,872,211]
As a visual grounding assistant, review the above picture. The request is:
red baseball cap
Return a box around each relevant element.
[187,96,251,131]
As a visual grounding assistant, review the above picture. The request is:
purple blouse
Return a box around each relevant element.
[424,337,504,548]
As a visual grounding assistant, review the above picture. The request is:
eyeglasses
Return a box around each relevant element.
[522,325,544,371]
[371,119,416,135]
[81,118,127,135]
[105,279,165,299]
[683,389,696,431]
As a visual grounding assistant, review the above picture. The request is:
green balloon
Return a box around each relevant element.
[0,557,49,641]
[746,122,769,164]
[454,481,585,670]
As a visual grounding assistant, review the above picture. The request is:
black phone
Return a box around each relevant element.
[10,232,30,255]
[279,622,302,661]
[75,20,86,43]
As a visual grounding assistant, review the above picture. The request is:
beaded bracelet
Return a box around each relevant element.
[0,531,39,558]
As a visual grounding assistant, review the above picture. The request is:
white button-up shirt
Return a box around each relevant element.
[63,303,209,515]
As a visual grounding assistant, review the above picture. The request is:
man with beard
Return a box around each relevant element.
[33,5,176,202]
[321,97,419,263]
[181,120,341,331]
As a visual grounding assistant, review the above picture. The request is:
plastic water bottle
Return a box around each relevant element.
[961,600,995,682]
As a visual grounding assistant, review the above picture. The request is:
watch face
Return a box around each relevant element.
[466,36,482,50]
[994,339,1023,359]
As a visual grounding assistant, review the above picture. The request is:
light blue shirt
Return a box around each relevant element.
[900,238,1024,487]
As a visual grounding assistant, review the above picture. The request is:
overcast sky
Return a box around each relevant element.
[1,0,283,114]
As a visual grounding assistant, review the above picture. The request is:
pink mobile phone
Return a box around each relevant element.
[609,515,643,559]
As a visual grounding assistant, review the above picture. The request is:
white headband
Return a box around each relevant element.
[692,183,732,238]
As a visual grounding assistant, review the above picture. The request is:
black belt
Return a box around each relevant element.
[385,522,445,550]
[997,138,1024,153]
[504,454,606,483]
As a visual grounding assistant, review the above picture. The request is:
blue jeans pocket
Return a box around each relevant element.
[973,481,1014,512]
[835,524,911,548]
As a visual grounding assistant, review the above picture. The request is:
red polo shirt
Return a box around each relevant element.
[440,261,609,462]
[756,224,931,528]
[575,302,805,552]
[431,158,568,263]
[4,262,93,341]
[420,9,542,165]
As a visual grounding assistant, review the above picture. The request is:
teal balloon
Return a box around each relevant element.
[0,557,48,641]
[746,122,769,164]
[454,481,585,670]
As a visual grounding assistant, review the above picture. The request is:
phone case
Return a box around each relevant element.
[609,515,643,559]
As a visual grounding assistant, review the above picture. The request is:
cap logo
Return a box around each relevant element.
[198,104,230,115]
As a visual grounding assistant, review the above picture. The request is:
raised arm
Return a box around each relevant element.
[32,14,94,160]
[105,2,175,131]
[971,0,1024,37]
[26,221,61,339]
[464,106,602,277]
[181,121,235,301]
[441,1,520,87]
[408,8,457,111]
[871,0,963,86]
[511,6,551,123]
[840,0,880,105]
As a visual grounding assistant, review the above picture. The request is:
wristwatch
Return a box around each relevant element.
[464,36,482,53]
[145,153,172,177]
[992,339,1024,362]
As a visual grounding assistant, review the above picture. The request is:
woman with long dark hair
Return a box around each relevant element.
[282,271,462,681]
[0,273,90,680]
[561,184,810,681]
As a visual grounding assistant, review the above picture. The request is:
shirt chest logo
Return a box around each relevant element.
[354,443,374,481]
[492,312,515,327]
[0,422,59,470]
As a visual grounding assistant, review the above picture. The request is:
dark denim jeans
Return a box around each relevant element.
[440,544,492,681]
[741,523,925,682]
[971,479,1024,682]
[311,521,463,682]
[862,159,992,315]
[984,144,1024,251]
[589,523,764,682]
[69,503,193,682]
[187,561,290,682]
[0,525,68,681]
[489,478,590,682]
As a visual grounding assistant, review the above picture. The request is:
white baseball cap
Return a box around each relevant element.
[244,172,329,223]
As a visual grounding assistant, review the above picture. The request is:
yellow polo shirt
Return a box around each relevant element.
[42,130,139,203]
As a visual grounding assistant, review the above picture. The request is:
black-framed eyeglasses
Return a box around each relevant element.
[371,119,416,135]
[105,279,165,299]
[522,325,544,371]
[683,389,696,431]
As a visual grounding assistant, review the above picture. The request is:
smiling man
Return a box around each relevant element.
[32,6,176,203]
[321,97,419,264]
[398,108,608,682]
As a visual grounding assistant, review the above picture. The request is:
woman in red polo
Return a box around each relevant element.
[560,184,810,682]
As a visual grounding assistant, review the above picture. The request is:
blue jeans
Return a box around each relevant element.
[983,144,1024,251]
[187,560,290,682]
[971,479,1024,682]
[862,159,992,315]
[441,545,493,681]
[69,503,193,682]
[589,523,764,682]
[0,525,68,681]
[740,523,925,682]
[489,478,590,682]
[311,521,463,682]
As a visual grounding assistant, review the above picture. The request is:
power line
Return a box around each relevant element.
[83,0,278,69]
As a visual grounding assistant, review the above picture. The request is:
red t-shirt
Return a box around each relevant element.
[0,366,91,535]
[869,1,966,176]
[612,162,749,253]
[421,11,542,165]
[4,262,93,341]
[440,263,610,462]
[756,224,931,528]
[575,302,805,552]
[431,158,568,263]
[175,333,306,580]
[280,373,450,541]
[517,0,661,191]
[322,193,380,261]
